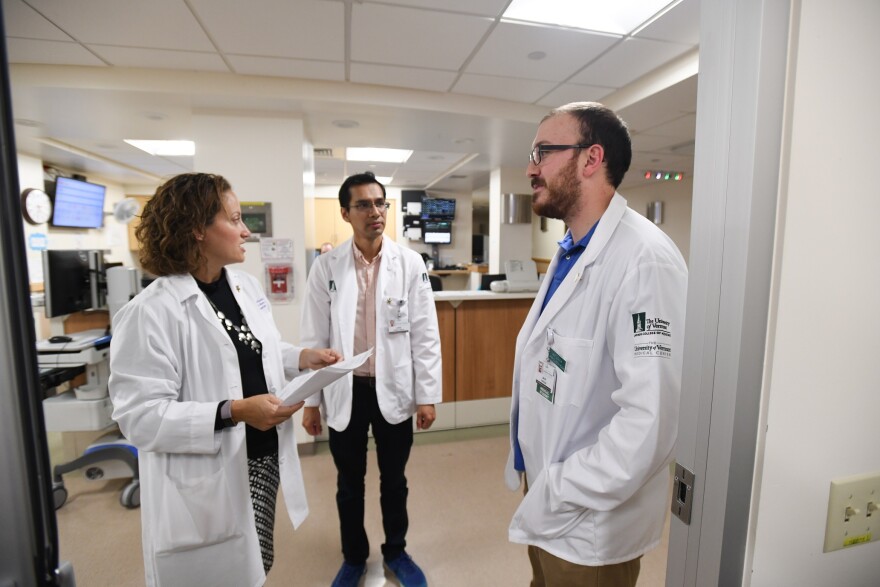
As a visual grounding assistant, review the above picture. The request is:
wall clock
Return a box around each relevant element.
[21,188,52,225]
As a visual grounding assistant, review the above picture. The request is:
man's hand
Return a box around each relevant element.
[231,395,304,431]
[299,348,343,371]
[302,406,323,436]
[416,404,436,430]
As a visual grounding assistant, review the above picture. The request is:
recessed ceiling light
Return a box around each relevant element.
[346,147,412,163]
[375,176,393,184]
[332,119,360,129]
[503,0,673,35]
[124,139,195,156]
[527,51,547,60]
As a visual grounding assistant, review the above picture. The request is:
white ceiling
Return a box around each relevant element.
[3,0,699,194]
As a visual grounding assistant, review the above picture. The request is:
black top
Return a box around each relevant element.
[196,270,277,459]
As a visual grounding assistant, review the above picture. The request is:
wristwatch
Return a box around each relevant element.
[220,400,237,428]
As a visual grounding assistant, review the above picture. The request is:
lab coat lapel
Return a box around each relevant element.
[329,240,357,357]
[524,193,628,348]
[168,274,230,340]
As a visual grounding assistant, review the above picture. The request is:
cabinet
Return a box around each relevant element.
[313,198,396,247]
[126,195,152,251]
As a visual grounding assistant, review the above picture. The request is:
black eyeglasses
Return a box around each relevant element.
[348,199,391,213]
[529,144,592,166]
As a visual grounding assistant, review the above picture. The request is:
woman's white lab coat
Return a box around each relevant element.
[505,194,688,566]
[109,269,308,587]
[299,237,442,431]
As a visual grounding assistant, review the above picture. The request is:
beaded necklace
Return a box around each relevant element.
[204,295,262,354]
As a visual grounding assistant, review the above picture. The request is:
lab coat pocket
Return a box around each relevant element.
[512,469,592,540]
[550,335,593,407]
[155,464,241,554]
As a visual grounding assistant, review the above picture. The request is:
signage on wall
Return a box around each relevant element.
[28,233,48,251]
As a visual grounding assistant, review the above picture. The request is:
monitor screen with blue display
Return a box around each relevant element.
[51,177,106,228]
[420,197,455,220]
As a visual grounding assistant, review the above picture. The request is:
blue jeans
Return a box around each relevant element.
[329,376,413,564]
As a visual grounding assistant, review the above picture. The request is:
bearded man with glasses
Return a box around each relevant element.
[300,171,442,587]
[505,103,688,587]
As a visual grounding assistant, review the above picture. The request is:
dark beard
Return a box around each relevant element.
[532,157,581,220]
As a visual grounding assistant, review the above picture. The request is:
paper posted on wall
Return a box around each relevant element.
[277,348,373,406]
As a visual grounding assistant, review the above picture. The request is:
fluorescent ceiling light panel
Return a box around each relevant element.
[375,176,393,184]
[503,0,673,35]
[346,148,412,163]
[125,140,195,156]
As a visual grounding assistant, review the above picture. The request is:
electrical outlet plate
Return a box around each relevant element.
[823,471,880,553]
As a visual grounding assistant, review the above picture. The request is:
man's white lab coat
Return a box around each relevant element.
[506,194,688,565]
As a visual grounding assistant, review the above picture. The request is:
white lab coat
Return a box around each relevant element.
[505,194,688,566]
[109,269,309,587]
[299,237,442,431]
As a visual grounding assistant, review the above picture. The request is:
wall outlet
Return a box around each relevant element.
[823,471,880,552]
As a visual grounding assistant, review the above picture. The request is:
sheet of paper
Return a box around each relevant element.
[278,348,373,406]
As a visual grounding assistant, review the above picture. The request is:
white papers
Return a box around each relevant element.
[277,348,373,406]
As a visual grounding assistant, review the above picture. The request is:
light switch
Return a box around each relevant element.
[823,471,880,553]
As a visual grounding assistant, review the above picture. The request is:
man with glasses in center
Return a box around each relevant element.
[505,102,688,586]
[300,171,441,587]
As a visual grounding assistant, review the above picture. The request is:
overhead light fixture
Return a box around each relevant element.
[346,148,412,163]
[503,0,674,35]
[125,140,195,156]
[375,176,393,184]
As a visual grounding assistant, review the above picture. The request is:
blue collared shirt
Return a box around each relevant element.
[515,222,597,472]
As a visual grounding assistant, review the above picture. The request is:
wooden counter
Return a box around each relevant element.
[434,291,535,403]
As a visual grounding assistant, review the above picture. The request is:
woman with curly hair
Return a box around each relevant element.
[108,172,340,587]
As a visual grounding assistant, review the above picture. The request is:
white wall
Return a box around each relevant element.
[748,2,880,585]
[623,177,693,263]
[490,167,533,273]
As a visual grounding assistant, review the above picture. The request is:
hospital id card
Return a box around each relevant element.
[534,361,557,403]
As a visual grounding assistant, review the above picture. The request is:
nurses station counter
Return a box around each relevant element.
[431,291,535,429]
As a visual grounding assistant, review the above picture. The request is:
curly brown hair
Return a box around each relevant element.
[136,173,231,276]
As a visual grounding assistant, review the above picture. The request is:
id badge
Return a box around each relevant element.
[386,297,410,333]
[534,360,557,403]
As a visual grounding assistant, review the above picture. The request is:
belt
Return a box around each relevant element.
[352,375,376,388]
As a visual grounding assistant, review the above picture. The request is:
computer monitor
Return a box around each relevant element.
[480,273,506,291]
[42,250,106,318]
[51,177,107,229]
[423,220,452,244]
[420,197,455,220]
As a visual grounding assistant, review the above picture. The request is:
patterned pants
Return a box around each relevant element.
[248,453,280,574]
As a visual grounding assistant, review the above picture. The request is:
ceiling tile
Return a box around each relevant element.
[88,46,229,72]
[631,134,687,151]
[570,37,692,88]
[229,55,345,81]
[467,21,619,82]
[638,113,696,139]
[536,82,614,107]
[618,75,697,132]
[352,3,493,70]
[375,0,509,17]
[350,62,457,92]
[25,0,214,51]
[636,0,700,45]
[190,0,344,61]
[452,73,556,103]
[6,38,106,66]
[3,0,71,41]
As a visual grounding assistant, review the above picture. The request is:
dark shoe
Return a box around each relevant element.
[384,552,427,587]
[331,561,366,587]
